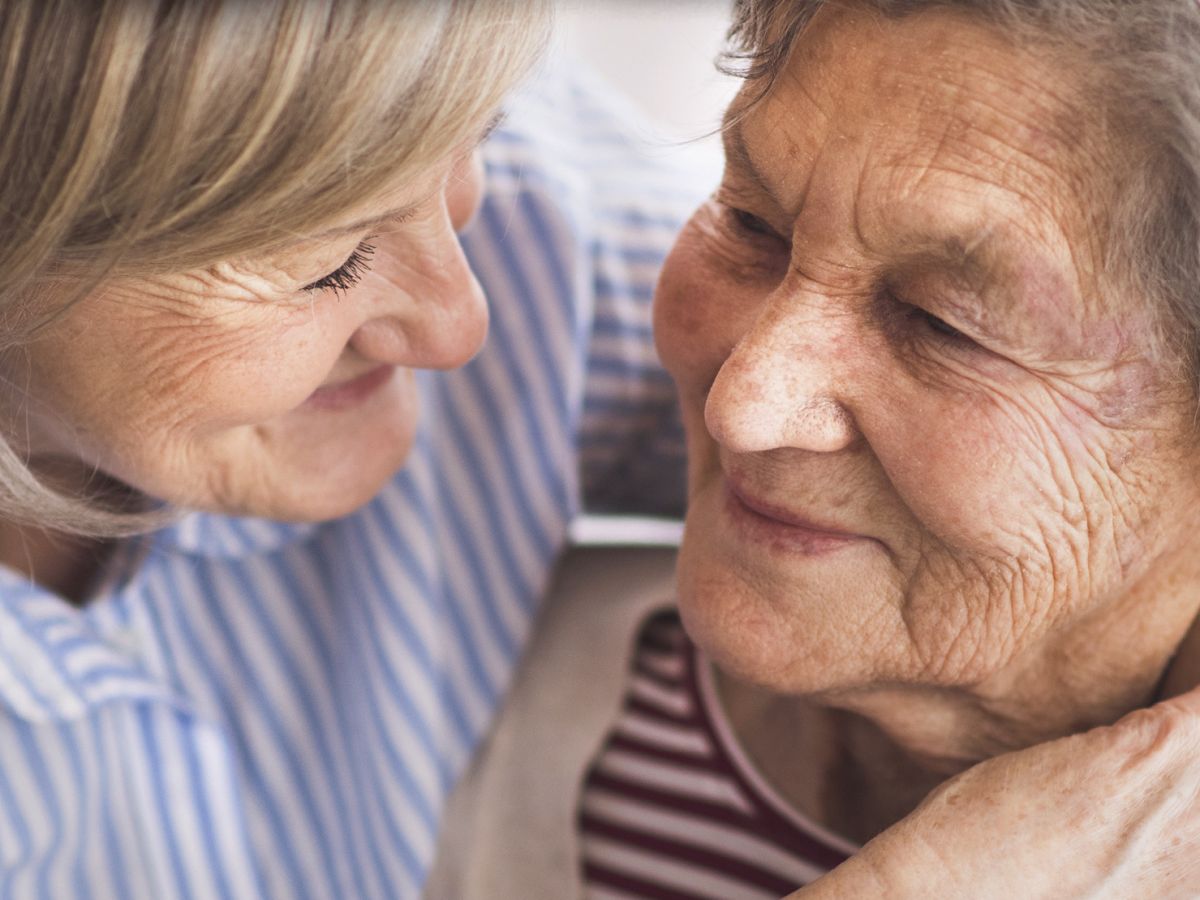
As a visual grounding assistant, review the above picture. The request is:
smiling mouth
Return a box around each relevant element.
[723,478,868,555]
[304,364,394,411]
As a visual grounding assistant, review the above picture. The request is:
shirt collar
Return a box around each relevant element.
[153,510,317,559]
[0,513,316,723]
[0,565,180,722]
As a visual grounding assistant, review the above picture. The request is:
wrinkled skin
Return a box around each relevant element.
[656,0,1200,821]
[794,689,1200,898]
[2,141,487,522]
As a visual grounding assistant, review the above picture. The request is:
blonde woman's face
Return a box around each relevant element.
[7,146,486,521]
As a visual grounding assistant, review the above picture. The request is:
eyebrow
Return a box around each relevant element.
[903,233,995,276]
[312,111,508,241]
[724,116,1006,267]
[313,208,418,242]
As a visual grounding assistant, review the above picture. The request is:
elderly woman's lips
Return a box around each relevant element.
[304,365,394,411]
[724,481,867,553]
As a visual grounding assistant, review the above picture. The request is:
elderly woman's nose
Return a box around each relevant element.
[704,304,859,454]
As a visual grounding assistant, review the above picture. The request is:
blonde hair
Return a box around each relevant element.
[0,0,550,535]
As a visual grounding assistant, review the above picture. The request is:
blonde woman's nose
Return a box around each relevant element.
[447,148,485,233]
[704,305,858,454]
[351,224,488,370]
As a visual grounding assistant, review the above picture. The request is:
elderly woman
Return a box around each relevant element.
[428,0,1200,896]
[0,1,716,896]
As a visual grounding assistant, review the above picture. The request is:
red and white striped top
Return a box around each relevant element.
[578,610,856,899]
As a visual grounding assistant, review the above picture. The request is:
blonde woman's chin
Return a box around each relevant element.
[68,366,422,525]
[217,366,421,522]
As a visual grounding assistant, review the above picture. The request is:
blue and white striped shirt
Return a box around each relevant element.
[0,69,713,898]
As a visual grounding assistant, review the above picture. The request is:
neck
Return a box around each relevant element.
[715,678,944,843]
[716,558,1200,843]
[0,519,107,604]
[0,459,132,604]
[1157,604,1200,701]
[717,664,1168,844]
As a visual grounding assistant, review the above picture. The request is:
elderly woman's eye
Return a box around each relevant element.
[728,207,778,239]
[302,241,376,294]
[914,307,967,342]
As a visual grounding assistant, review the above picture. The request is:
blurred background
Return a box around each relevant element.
[555,1,740,165]
[553,2,739,545]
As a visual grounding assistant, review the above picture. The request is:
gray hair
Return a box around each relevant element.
[721,0,1200,396]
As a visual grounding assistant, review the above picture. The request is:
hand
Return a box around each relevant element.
[789,686,1200,899]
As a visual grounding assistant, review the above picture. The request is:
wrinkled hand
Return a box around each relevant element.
[790,687,1200,899]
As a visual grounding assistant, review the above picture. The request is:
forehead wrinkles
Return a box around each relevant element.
[864,42,1121,324]
[737,7,1124,312]
[876,37,1100,222]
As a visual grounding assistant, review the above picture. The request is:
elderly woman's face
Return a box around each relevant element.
[658,5,1200,697]
[5,146,486,520]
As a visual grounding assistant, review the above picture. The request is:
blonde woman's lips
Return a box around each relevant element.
[304,365,394,411]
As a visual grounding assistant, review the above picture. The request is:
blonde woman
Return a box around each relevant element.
[0,1,707,896]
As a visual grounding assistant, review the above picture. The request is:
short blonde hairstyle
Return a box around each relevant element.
[0,0,549,535]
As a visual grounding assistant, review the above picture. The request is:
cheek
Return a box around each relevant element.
[874,372,1159,649]
[30,301,348,460]
[878,385,1081,549]
[148,319,347,430]
[654,223,756,395]
[856,386,1094,678]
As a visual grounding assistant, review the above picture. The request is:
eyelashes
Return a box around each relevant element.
[913,308,967,342]
[302,241,376,295]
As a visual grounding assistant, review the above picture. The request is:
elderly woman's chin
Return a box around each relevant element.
[674,475,897,696]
